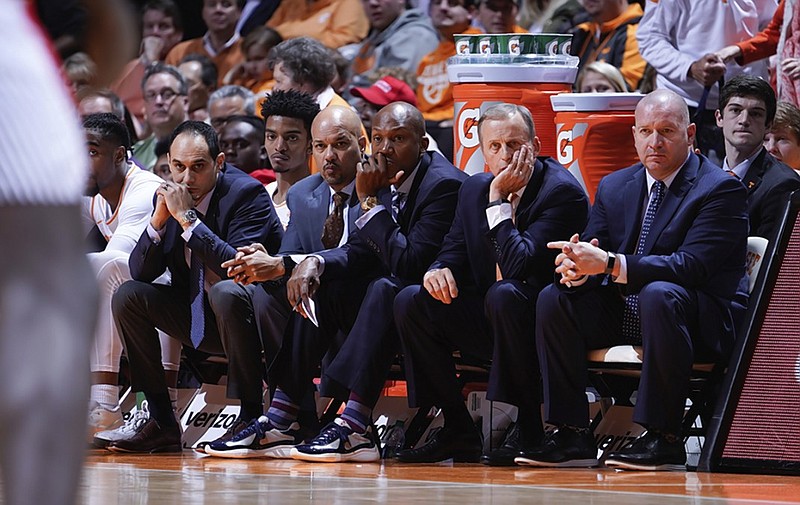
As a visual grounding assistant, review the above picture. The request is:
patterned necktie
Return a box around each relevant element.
[189,250,205,348]
[391,190,406,221]
[621,180,666,344]
[321,191,347,249]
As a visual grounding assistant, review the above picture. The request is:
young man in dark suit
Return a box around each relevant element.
[525,90,749,471]
[715,74,800,243]
[393,104,590,464]
[106,120,283,453]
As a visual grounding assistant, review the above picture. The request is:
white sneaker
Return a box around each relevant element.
[290,418,380,463]
[205,416,302,459]
[88,402,123,443]
[93,402,149,449]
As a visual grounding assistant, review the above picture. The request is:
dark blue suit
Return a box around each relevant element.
[535,153,749,434]
[250,175,361,394]
[272,151,468,406]
[740,148,800,242]
[113,164,282,417]
[394,158,589,415]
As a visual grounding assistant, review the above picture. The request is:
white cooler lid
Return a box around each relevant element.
[448,63,578,84]
[550,92,645,112]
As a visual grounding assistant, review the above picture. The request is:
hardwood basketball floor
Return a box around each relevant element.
[72,450,800,504]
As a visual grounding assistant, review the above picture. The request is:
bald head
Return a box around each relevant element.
[311,105,365,191]
[636,89,691,127]
[371,101,429,180]
[374,102,426,141]
[312,105,363,139]
[632,89,696,180]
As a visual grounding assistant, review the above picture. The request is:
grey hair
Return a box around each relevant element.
[208,85,256,115]
[477,103,535,139]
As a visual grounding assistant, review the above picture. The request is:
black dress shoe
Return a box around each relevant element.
[514,426,598,467]
[481,422,539,467]
[108,418,182,454]
[603,431,686,471]
[396,425,482,463]
[194,416,249,454]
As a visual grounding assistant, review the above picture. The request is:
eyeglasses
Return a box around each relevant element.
[144,88,183,104]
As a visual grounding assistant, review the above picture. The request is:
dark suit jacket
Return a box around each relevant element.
[129,164,283,292]
[741,148,800,242]
[432,157,589,296]
[319,151,468,282]
[580,153,749,350]
[279,174,361,255]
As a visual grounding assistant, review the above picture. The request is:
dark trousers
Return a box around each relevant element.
[208,280,269,408]
[112,280,227,424]
[536,281,708,434]
[394,280,541,412]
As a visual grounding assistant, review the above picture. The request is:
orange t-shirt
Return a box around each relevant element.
[416,28,483,123]
[267,0,368,48]
[166,37,243,88]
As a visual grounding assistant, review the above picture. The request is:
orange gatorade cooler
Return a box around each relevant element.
[550,92,645,203]
[449,55,578,174]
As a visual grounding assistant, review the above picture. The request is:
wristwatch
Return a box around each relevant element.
[179,209,199,227]
[604,252,617,275]
[361,195,379,212]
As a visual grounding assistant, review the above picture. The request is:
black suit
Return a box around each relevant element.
[740,148,800,242]
[394,158,589,414]
[271,151,468,407]
[112,164,282,421]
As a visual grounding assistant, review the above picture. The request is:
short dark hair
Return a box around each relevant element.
[179,53,219,88]
[82,112,132,152]
[224,114,266,138]
[169,120,220,159]
[155,137,171,158]
[142,62,188,95]
[260,89,320,135]
[719,75,777,126]
[268,37,336,92]
[142,0,183,33]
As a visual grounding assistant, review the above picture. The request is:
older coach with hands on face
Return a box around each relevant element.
[394,104,589,465]
[521,89,749,472]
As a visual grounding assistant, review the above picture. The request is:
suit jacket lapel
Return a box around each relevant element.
[514,159,545,229]
[741,148,766,194]
[311,180,329,231]
[399,152,432,229]
[622,167,646,253]
[641,154,698,254]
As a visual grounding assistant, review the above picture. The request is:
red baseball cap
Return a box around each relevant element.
[350,76,417,107]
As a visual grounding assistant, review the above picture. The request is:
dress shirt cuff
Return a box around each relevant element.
[146,223,164,244]
[613,254,628,284]
[310,254,325,276]
[486,203,513,230]
[355,205,387,228]
[180,220,201,242]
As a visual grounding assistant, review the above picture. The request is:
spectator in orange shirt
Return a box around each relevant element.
[166,0,245,88]
[418,0,481,162]
[224,25,282,94]
[178,53,218,122]
[267,0,369,49]
[111,0,184,140]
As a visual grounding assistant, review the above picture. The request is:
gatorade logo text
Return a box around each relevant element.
[458,107,481,149]
[557,129,574,165]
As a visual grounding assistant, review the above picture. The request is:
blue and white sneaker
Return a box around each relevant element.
[290,418,380,463]
[204,415,301,459]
